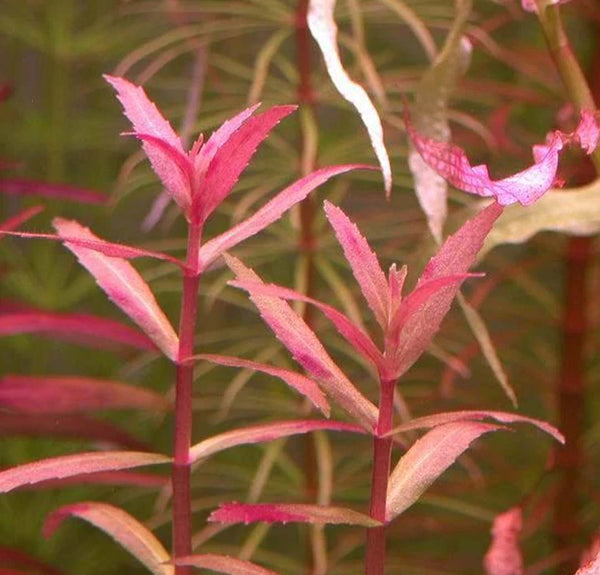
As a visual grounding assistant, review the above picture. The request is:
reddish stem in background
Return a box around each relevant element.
[172,222,202,575]
[366,380,395,575]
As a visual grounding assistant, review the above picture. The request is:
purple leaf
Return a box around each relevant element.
[484,507,523,575]
[0,178,107,204]
[386,409,564,444]
[194,105,297,223]
[0,310,155,351]
[54,218,179,361]
[44,502,173,575]
[193,354,329,415]
[225,255,377,430]
[386,421,503,520]
[210,502,380,527]
[173,554,277,575]
[324,201,389,327]
[190,419,365,463]
[407,107,600,206]
[198,165,371,272]
[0,451,170,493]
[0,374,170,413]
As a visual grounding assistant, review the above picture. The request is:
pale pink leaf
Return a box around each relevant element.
[521,0,572,13]
[484,507,523,575]
[577,552,600,575]
[190,419,364,463]
[390,202,503,378]
[308,0,392,196]
[225,255,378,430]
[193,104,260,176]
[173,554,277,575]
[198,166,371,272]
[407,108,600,206]
[44,502,173,575]
[0,229,186,269]
[386,421,502,520]
[0,310,155,351]
[54,218,179,361]
[192,354,329,415]
[323,201,389,327]
[0,374,170,413]
[15,470,167,491]
[0,451,170,493]
[0,413,149,450]
[195,105,296,223]
[210,502,380,527]
[0,206,44,232]
[0,178,107,204]
[105,75,191,211]
[386,409,564,444]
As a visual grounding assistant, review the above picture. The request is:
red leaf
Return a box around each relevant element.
[0,451,169,493]
[0,546,62,575]
[198,165,371,271]
[484,507,523,575]
[210,502,380,527]
[54,218,179,361]
[173,554,277,575]
[193,354,329,415]
[190,419,365,463]
[0,206,44,233]
[0,374,170,413]
[0,178,107,204]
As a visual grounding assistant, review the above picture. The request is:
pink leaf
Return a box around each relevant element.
[389,202,503,378]
[386,409,564,444]
[0,178,107,204]
[190,419,365,463]
[0,451,170,493]
[198,165,371,272]
[0,310,155,351]
[44,502,173,575]
[577,553,600,575]
[0,228,186,269]
[193,354,329,415]
[105,75,191,212]
[54,218,179,361]
[484,507,523,575]
[386,421,503,520]
[229,281,384,372]
[15,470,167,491]
[210,502,380,527]
[0,374,170,413]
[323,201,389,327]
[194,105,296,223]
[308,0,392,196]
[173,554,277,575]
[407,107,600,206]
[0,206,44,232]
[521,0,572,12]
[225,255,377,430]
[0,413,150,450]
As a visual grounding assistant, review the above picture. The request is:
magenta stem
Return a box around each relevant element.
[365,379,395,575]
[172,221,202,575]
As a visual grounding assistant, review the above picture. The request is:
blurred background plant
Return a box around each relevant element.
[1,1,600,573]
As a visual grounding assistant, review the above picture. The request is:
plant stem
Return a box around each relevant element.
[172,222,202,575]
[365,380,395,575]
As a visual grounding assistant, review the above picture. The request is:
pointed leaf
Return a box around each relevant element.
[44,502,173,575]
[0,451,170,493]
[192,354,329,415]
[386,421,502,520]
[195,105,296,222]
[407,108,600,206]
[229,282,384,372]
[0,310,155,351]
[0,178,107,204]
[198,166,371,271]
[210,502,380,527]
[173,554,277,575]
[484,507,523,575]
[386,410,564,443]
[225,255,377,430]
[16,471,167,491]
[0,375,170,413]
[190,420,364,463]
[308,0,392,196]
[54,218,179,361]
[323,201,389,327]
[0,206,43,233]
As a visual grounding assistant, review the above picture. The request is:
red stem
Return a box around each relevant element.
[366,380,395,575]
[172,222,202,575]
